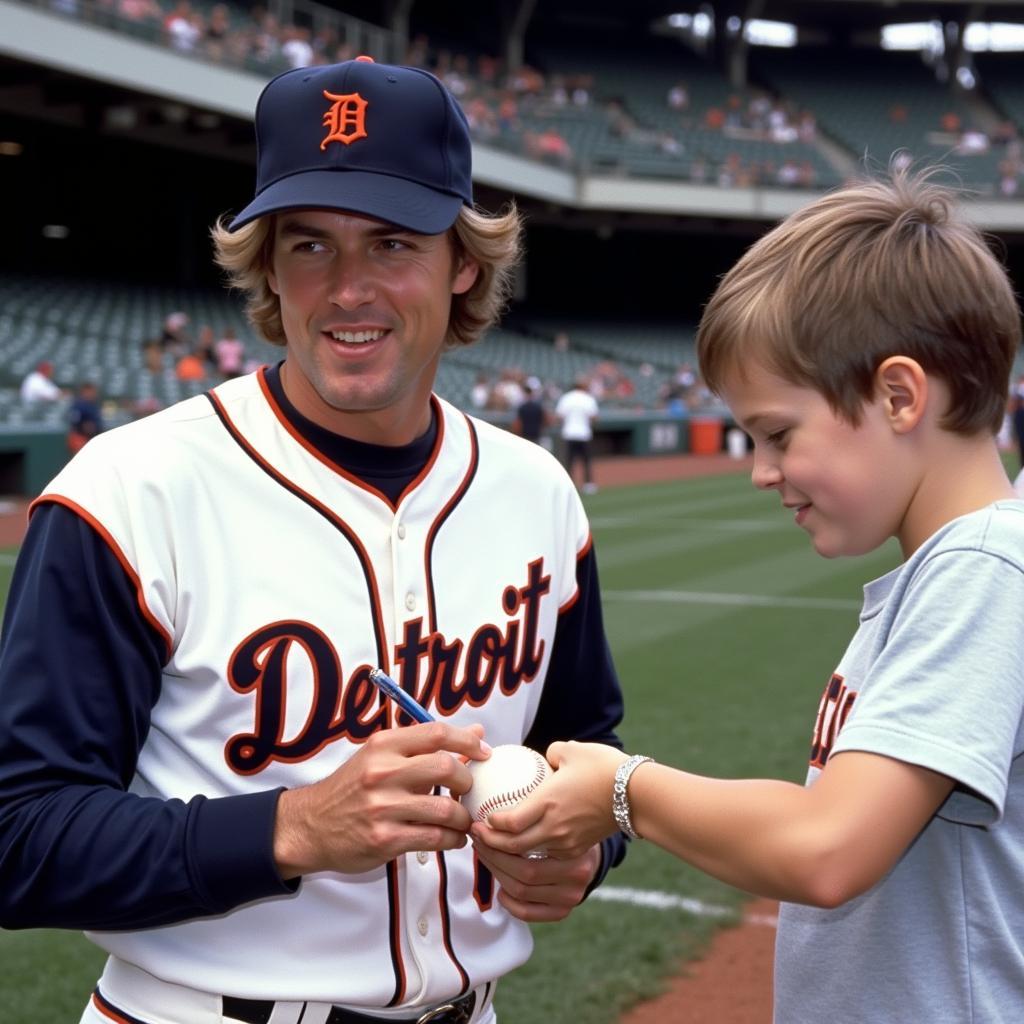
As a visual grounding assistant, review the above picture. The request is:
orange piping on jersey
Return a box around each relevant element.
[423,412,479,634]
[255,367,398,511]
[557,531,593,615]
[577,532,594,560]
[435,850,472,995]
[385,858,408,1006]
[91,990,142,1024]
[397,393,446,505]
[30,495,174,660]
[207,389,391,672]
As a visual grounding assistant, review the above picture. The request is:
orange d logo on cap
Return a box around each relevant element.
[321,90,368,149]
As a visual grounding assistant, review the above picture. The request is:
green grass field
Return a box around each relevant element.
[0,471,901,1022]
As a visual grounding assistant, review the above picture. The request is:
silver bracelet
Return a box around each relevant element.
[612,754,654,840]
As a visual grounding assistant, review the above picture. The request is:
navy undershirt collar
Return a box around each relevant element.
[263,361,437,505]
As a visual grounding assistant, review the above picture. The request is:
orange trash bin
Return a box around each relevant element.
[689,416,723,455]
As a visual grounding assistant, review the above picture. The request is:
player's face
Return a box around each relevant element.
[720,362,908,558]
[268,210,479,444]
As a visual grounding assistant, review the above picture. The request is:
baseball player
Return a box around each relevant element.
[0,57,627,1024]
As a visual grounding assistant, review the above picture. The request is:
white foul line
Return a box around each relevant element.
[603,589,859,611]
[591,885,778,928]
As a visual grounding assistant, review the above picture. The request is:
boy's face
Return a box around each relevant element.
[720,362,909,558]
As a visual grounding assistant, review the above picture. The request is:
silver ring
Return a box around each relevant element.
[525,850,548,860]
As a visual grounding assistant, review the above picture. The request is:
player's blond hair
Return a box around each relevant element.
[210,204,523,349]
[696,167,1021,434]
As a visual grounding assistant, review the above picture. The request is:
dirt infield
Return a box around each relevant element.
[0,498,30,548]
[0,452,771,1023]
[621,899,776,1024]
[589,451,753,489]
[0,451,755,547]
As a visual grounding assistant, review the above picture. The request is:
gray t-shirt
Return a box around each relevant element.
[774,501,1024,1023]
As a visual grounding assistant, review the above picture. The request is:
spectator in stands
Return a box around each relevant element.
[280,24,314,69]
[141,339,164,376]
[195,324,217,371]
[163,0,201,52]
[556,376,600,494]
[118,0,162,29]
[667,82,689,111]
[530,127,573,167]
[214,325,246,379]
[175,348,207,382]
[67,381,104,454]
[204,3,231,60]
[160,310,190,353]
[999,159,1020,198]
[570,76,592,107]
[20,361,63,405]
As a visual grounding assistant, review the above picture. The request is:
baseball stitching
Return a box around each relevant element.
[472,751,548,821]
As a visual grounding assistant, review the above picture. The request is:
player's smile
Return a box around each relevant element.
[320,323,392,356]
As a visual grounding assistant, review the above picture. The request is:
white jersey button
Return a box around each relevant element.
[417,917,429,936]
[405,593,416,611]
[397,524,407,540]
[417,851,429,865]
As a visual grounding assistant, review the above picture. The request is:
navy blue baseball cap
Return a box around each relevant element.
[229,55,473,234]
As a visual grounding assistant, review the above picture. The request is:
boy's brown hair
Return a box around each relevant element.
[696,168,1022,434]
[210,203,523,350]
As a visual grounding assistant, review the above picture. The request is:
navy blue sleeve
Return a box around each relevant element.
[524,544,628,888]
[0,502,294,931]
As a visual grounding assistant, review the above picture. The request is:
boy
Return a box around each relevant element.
[472,170,1024,1022]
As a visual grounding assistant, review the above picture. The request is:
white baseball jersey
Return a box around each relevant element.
[1,368,624,1011]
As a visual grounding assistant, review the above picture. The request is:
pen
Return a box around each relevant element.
[368,667,435,724]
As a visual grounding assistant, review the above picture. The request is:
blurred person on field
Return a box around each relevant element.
[68,381,105,454]
[513,378,552,449]
[555,376,599,494]
[477,168,1024,1023]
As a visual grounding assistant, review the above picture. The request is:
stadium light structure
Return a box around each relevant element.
[882,20,1024,53]
[880,21,945,53]
[662,11,795,47]
[963,22,1024,51]
[743,20,797,47]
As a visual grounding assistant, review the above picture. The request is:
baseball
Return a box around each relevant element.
[462,744,551,822]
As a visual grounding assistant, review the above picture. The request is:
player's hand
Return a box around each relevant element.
[274,723,490,878]
[470,837,602,922]
[471,741,629,860]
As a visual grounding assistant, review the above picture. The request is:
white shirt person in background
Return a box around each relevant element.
[555,376,599,494]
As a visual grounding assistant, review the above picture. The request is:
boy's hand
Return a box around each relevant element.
[471,741,628,860]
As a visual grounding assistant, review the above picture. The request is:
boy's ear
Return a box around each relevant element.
[875,356,928,433]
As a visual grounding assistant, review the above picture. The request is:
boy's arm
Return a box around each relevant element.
[476,742,952,908]
[627,748,952,906]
